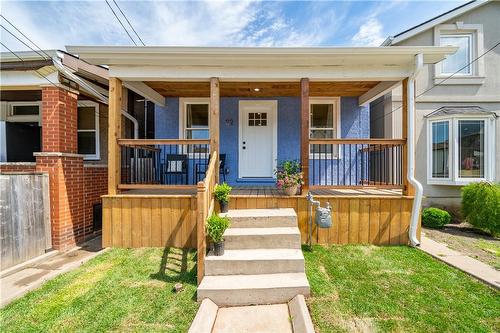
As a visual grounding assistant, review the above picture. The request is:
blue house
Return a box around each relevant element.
[154,95,370,187]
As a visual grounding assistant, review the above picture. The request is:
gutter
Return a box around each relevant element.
[407,53,424,247]
[52,56,139,139]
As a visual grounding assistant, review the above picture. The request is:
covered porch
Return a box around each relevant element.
[68,45,456,283]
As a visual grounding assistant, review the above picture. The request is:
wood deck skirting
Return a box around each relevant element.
[102,192,419,248]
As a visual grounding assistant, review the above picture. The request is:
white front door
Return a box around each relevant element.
[239,100,277,178]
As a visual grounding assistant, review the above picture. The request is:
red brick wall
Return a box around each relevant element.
[0,163,37,173]
[41,87,78,153]
[36,155,85,250]
[83,165,108,236]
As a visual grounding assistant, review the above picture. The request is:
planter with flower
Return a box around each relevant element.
[275,160,304,196]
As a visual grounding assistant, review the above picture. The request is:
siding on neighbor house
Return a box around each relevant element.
[155,96,369,186]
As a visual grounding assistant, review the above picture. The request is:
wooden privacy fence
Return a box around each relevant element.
[0,173,51,270]
[196,151,217,284]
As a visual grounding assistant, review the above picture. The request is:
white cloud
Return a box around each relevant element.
[351,18,385,46]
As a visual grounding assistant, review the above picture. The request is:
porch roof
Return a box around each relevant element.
[66,45,457,82]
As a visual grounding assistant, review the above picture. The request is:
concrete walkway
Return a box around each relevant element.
[419,235,500,289]
[1,236,106,307]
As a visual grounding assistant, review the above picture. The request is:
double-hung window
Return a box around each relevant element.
[309,98,341,158]
[427,115,494,185]
[179,98,210,154]
[77,101,99,160]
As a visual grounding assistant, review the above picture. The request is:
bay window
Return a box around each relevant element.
[427,115,494,185]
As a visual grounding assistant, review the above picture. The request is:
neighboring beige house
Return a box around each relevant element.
[371,0,499,214]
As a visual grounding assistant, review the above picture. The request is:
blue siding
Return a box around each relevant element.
[155,96,369,186]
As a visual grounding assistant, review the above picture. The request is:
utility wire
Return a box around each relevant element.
[0,41,24,62]
[370,40,500,124]
[0,14,51,59]
[0,24,48,60]
[104,0,138,46]
[112,0,145,46]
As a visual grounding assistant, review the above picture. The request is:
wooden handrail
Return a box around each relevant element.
[118,139,210,146]
[197,151,218,285]
[309,139,406,145]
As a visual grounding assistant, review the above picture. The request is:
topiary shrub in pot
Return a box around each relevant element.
[462,182,500,236]
[214,182,232,213]
[206,214,231,256]
[422,207,451,229]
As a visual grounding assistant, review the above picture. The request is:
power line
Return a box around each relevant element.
[0,24,48,60]
[0,41,24,62]
[104,0,138,46]
[370,40,500,124]
[112,0,145,46]
[0,14,51,59]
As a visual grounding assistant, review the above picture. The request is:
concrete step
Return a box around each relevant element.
[224,227,301,250]
[221,208,297,228]
[205,249,305,276]
[197,272,310,306]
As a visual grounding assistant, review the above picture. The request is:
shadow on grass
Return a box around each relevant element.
[150,246,197,287]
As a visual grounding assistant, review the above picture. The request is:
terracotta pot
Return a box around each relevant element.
[219,201,229,213]
[213,241,224,256]
[284,185,298,196]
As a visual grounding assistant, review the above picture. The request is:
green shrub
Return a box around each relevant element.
[422,207,451,228]
[214,182,232,203]
[206,214,230,243]
[462,182,500,236]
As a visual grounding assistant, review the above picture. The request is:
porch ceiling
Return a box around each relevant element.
[144,81,380,97]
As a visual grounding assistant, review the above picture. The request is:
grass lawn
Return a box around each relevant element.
[304,245,500,333]
[0,247,199,333]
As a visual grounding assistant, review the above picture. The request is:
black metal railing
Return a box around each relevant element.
[119,139,210,187]
[309,139,405,188]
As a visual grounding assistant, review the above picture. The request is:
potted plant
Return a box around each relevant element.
[275,160,304,196]
[206,214,231,256]
[214,182,232,213]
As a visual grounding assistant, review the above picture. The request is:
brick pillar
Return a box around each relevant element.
[36,86,85,250]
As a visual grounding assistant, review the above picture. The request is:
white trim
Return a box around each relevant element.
[389,0,489,45]
[358,81,400,106]
[434,23,485,82]
[178,97,210,140]
[77,101,100,160]
[438,33,473,76]
[6,101,41,124]
[309,97,341,159]
[426,114,495,185]
[238,100,278,179]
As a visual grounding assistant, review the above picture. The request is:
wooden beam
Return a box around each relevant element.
[300,78,310,193]
[358,81,400,106]
[108,77,122,195]
[122,81,165,107]
[401,78,415,196]
[210,77,220,182]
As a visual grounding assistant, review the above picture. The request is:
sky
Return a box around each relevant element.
[0,0,467,52]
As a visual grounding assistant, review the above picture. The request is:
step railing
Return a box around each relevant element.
[196,151,218,284]
[309,139,406,189]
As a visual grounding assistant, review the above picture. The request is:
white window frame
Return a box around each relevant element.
[427,114,495,185]
[434,23,485,84]
[7,101,41,124]
[309,97,341,159]
[178,97,210,140]
[439,33,473,76]
[77,101,100,160]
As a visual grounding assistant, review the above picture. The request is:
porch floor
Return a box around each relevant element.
[119,186,403,197]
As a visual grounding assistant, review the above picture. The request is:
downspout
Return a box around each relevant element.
[407,53,424,247]
[52,56,139,139]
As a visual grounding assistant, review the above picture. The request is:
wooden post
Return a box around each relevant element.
[401,78,415,196]
[108,77,122,195]
[300,78,310,193]
[210,77,220,182]
[196,181,206,284]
